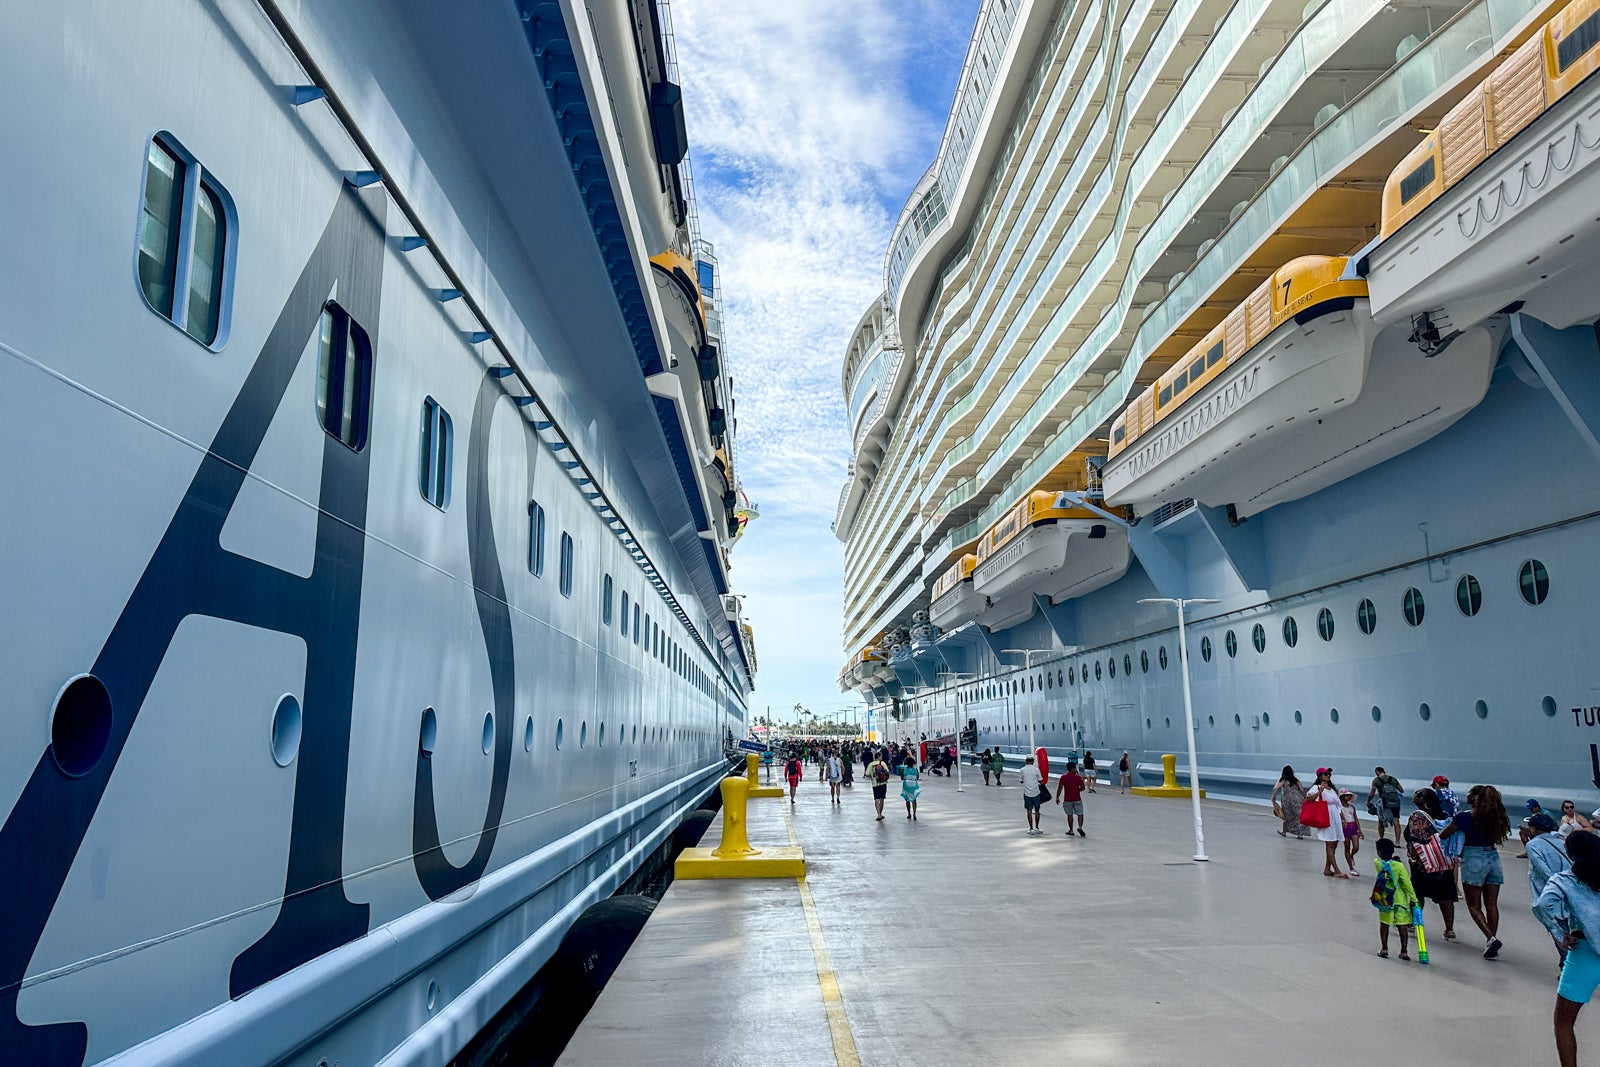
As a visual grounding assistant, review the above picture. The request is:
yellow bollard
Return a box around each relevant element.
[746,750,784,797]
[674,775,806,879]
[1129,752,1207,798]
[712,775,759,858]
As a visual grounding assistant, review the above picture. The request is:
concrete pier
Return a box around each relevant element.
[560,768,1568,1066]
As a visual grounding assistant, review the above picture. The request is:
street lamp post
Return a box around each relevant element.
[1139,597,1219,862]
[1001,649,1052,758]
[938,671,976,792]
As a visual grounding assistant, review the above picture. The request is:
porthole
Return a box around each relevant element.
[523,715,534,752]
[426,979,439,1012]
[1164,717,1171,728]
[1371,705,1382,723]
[599,721,607,746]
[1418,702,1431,721]
[556,718,565,750]
[1252,624,1266,653]
[1317,608,1334,642]
[1456,575,1482,617]
[1357,598,1377,635]
[49,675,114,778]
[1140,650,1149,673]
[1283,617,1298,647]
[1146,718,1152,729]
[1123,654,1132,676]
[1294,710,1303,725]
[419,707,438,757]
[1159,646,1169,669]
[1474,699,1489,720]
[1207,715,1215,727]
[1519,559,1550,605]
[1094,661,1102,681]
[481,711,494,754]
[1109,658,1117,679]
[1403,587,1425,626]
[1543,695,1559,718]
[1046,673,1053,689]
[1057,669,1064,687]
[1233,713,1241,725]
[1225,630,1237,658]
[1201,636,1212,662]
[1069,667,1076,685]
[1330,707,1339,724]
[270,694,302,767]
[1262,712,1271,726]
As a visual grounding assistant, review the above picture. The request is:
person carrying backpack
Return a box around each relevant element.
[867,750,892,821]
[1369,766,1405,841]
[785,753,803,804]
[1373,838,1420,960]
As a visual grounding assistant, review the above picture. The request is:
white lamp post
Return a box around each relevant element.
[938,671,976,792]
[1001,649,1052,758]
[1139,597,1219,862]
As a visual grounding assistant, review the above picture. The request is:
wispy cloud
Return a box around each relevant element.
[671,0,976,721]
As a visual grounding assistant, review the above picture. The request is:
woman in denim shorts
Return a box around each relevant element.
[1441,784,1512,959]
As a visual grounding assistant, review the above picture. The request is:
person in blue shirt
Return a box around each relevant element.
[1528,813,1573,966]
[1534,830,1600,1067]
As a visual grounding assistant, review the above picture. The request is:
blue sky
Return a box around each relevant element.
[671,0,980,727]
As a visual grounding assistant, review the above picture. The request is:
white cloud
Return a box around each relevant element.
[670,0,975,720]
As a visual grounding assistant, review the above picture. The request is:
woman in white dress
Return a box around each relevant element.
[1308,769,1348,878]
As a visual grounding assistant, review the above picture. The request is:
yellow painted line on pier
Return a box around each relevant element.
[782,806,861,1067]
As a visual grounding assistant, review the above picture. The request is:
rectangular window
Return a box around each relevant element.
[1158,385,1172,407]
[1558,11,1600,72]
[136,134,232,346]
[1399,157,1436,204]
[418,397,452,509]
[620,592,630,636]
[529,501,546,576]
[1172,369,1188,393]
[1113,426,1125,444]
[559,532,574,598]
[1206,342,1223,367]
[316,304,373,451]
[696,260,715,297]
[138,141,184,318]
[603,575,614,625]
[633,604,641,643]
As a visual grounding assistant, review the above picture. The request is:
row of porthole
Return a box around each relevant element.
[418,710,710,756]
[1141,695,1562,732]
[957,561,1555,699]
[40,673,714,781]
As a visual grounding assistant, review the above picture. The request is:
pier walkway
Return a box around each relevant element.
[560,765,1565,1066]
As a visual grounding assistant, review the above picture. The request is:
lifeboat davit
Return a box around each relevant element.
[929,553,985,630]
[1102,255,1484,519]
[1367,4,1600,336]
[971,491,1131,630]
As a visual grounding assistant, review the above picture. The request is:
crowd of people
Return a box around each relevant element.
[1266,762,1600,1066]
[760,739,1600,1064]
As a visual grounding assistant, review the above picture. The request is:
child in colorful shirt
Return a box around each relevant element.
[1374,838,1421,960]
[1340,789,1363,877]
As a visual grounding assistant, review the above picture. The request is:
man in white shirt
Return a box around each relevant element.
[1020,755,1044,836]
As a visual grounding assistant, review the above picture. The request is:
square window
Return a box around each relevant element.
[136,134,234,347]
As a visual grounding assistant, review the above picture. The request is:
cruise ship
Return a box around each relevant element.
[837,0,1600,806]
[0,1,752,1063]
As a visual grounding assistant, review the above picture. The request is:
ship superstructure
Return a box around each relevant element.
[0,1,751,1063]
[838,0,1600,803]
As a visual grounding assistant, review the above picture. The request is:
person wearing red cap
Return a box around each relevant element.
[1432,775,1461,819]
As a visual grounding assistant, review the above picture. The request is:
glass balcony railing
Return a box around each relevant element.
[925,0,1543,560]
